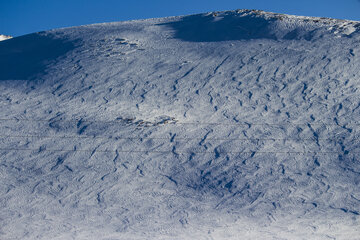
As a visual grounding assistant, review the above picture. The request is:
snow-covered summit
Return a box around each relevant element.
[0,10,360,240]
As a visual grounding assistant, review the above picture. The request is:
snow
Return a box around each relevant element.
[0,9,360,239]
[0,35,12,41]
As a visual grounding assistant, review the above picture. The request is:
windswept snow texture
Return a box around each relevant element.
[1,9,360,240]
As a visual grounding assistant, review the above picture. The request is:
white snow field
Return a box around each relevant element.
[1,9,360,240]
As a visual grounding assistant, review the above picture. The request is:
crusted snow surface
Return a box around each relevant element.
[1,9,360,240]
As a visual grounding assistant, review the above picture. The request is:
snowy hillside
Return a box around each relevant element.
[1,9,360,240]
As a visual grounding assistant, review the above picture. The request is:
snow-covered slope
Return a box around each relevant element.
[0,35,12,41]
[1,9,360,240]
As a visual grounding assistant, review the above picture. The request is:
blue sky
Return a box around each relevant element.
[1,0,360,37]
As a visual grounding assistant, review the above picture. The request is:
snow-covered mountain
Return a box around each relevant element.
[1,9,360,240]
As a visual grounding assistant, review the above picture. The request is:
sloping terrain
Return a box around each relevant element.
[1,9,360,240]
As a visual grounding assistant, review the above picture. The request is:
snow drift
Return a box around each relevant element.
[0,9,360,240]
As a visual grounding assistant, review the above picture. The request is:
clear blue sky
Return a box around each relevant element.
[1,0,360,37]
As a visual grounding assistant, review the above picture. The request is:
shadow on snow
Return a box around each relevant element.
[159,12,278,42]
[0,32,77,81]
